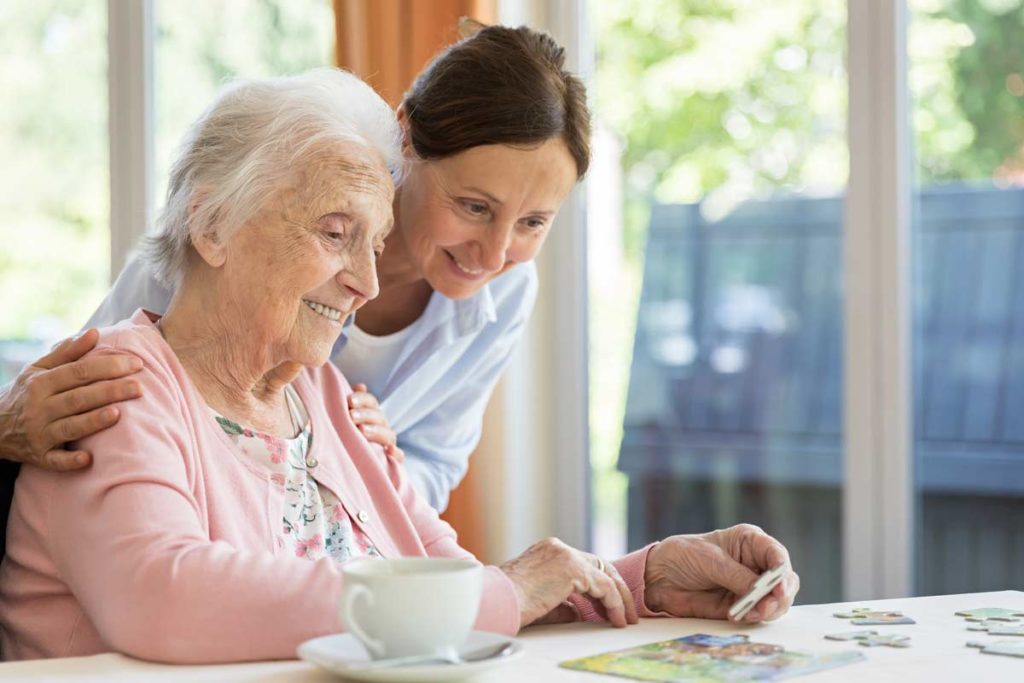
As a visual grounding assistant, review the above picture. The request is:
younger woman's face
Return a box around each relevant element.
[393,136,578,300]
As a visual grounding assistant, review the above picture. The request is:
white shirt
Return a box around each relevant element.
[84,253,539,511]
[336,318,420,393]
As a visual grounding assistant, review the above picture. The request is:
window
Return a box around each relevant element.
[588,0,1024,598]
[589,0,848,602]
[909,0,1024,593]
[153,0,335,211]
[0,0,334,384]
[0,1,108,381]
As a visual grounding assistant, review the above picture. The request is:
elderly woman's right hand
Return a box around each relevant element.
[0,329,143,470]
[499,537,639,629]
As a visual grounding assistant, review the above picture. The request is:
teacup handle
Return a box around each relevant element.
[341,584,385,658]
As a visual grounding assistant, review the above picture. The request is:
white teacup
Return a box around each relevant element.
[339,557,483,660]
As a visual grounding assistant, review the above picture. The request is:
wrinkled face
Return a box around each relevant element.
[395,137,578,299]
[218,142,394,367]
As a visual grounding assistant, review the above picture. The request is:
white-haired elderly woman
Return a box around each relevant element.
[0,69,797,665]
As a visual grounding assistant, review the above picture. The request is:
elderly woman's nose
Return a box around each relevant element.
[337,253,379,301]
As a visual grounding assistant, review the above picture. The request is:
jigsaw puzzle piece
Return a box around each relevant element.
[968,640,1024,658]
[956,608,1024,621]
[856,634,911,648]
[834,607,915,625]
[825,630,878,641]
[967,623,1024,636]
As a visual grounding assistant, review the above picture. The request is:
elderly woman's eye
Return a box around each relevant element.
[523,217,547,231]
[462,199,489,216]
[319,213,350,241]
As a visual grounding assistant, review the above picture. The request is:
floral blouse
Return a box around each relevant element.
[214,386,379,562]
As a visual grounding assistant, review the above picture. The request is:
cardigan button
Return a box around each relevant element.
[357,510,369,524]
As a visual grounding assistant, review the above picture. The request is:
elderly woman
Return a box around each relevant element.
[0,70,798,664]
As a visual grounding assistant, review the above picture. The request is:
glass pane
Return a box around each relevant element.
[589,0,848,602]
[909,0,1024,594]
[154,0,335,211]
[0,1,108,381]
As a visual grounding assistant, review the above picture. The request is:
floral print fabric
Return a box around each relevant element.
[214,388,379,563]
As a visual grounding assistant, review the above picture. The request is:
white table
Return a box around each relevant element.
[2,591,1022,682]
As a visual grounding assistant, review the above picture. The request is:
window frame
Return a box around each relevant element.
[843,0,914,599]
[108,0,154,280]
[569,0,915,598]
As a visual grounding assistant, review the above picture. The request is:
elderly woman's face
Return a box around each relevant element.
[395,137,578,300]
[218,143,394,366]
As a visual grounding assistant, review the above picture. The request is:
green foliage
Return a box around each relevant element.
[0,1,108,339]
[594,0,1024,263]
[939,0,1024,180]
[153,0,333,213]
[593,0,847,264]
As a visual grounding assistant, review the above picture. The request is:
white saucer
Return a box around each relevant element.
[297,630,524,682]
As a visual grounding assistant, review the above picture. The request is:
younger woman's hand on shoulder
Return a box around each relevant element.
[0,329,143,470]
[347,383,404,463]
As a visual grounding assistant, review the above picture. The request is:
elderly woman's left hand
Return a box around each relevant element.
[643,524,800,624]
[348,384,404,462]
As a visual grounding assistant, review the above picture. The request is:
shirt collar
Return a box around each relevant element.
[330,281,497,356]
[452,279,497,336]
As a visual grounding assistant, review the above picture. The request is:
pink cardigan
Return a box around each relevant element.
[0,310,657,663]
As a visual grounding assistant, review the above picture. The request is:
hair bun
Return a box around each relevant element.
[457,17,487,38]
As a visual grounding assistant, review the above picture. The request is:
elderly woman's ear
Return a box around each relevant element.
[186,191,228,269]
[189,226,227,268]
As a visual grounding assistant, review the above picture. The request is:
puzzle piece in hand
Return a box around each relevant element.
[826,630,910,648]
[956,608,1024,621]
[968,639,1024,658]
[966,622,1024,636]
[834,607,915,625]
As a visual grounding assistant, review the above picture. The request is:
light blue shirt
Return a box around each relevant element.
[85,254,538,511]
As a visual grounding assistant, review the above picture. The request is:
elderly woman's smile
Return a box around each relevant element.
[302,299,345,322]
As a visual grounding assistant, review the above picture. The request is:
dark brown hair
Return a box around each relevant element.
[402,21,591,178]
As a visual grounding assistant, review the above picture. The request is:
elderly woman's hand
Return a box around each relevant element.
[348,384,404,463]
[0,330,143,470]
[500,537,639,630]
[643,524,800,624]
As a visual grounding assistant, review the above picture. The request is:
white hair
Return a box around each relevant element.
[142,68,402,288]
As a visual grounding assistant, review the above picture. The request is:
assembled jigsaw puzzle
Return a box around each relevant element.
[559,633,865,682]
